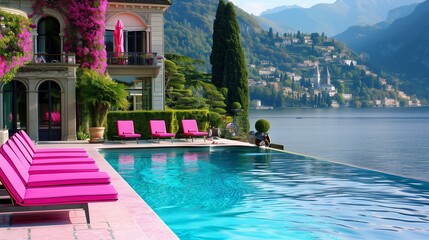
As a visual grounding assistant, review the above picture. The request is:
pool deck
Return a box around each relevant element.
[0,137,253,240]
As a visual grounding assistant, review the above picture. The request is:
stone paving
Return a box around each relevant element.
[0,138,251,239]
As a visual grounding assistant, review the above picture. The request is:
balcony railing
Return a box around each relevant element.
[107,52,158,66]
[33,53,76,64]
[31,52,160,66]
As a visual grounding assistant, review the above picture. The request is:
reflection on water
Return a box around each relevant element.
[102,146,429,240]
[250,107,429,181]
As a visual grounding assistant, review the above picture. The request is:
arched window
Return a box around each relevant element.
[3,80,27,137]
[37,16,61,62]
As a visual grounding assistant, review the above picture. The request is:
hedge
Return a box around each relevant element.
[106,109,209,140]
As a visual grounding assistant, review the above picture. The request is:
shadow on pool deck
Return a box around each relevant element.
[0,138,252,240]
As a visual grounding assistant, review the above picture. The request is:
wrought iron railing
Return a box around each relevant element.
[33,53,76,64]
[107,52,158,66]
[32,52,159,66]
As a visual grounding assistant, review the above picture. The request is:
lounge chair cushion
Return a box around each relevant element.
[23,184,118,205]
[27,172,111,187]
[32,151,89,159]
[31,157,95,165]
[18,130,86,154]
[117,120,141,140]
[9,138,93,165]
[150,120,176,140]
[28,163,99,175]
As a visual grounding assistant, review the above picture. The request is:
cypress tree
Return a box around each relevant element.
[210,0,226,88]
[223,2,249,116]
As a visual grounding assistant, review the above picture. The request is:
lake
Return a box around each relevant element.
[249,107,429,182]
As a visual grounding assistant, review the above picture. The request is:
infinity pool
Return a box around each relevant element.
[100,146,429,239]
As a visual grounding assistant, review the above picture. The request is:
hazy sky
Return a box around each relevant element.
[229,0,336,15]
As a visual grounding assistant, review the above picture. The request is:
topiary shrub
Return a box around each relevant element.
[231,102,242,110]
[255,119,270,133]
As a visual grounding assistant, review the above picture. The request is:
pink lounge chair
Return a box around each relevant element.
[18,130,87,153]
[14,133,89,159]
[0,154,118,223]
[10,136,95,165]
[117,120,141,143]
[0,143,99,175]
[181,119,208,142]
[0,153,110,188]
[150,120,176,143]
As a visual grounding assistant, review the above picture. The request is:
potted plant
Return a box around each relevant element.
[77,69,129,143]
[249,119,271,147]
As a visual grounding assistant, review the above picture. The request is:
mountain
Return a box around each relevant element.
[334,3,420,51]
[359,0,429,98]
[258,0,424,36]
[165,0,262,71]
[260,5,302,16]
[164,0,427,103]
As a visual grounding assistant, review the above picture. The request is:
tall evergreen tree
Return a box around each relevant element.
[210,0,226,88]
[223,2,249,115]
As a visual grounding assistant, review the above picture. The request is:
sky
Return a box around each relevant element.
[229,0,337,16]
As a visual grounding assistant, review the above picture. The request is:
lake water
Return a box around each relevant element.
[249,107,429,182]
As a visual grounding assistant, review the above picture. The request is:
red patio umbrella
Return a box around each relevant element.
[114,20,124,57]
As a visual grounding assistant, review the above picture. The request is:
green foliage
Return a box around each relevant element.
[255,119,270,133]
[165,54,227,113]
[208,111,223,128]
[77,69,129,127]
[209,1,249,122]
[231,102,242,110]
[210,0,226,88]
[0,9,33,82]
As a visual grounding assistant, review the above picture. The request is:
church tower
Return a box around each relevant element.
[326,67,331,85]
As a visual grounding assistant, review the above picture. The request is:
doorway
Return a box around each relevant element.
[38,81,61,141]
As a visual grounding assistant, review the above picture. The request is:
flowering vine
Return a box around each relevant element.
[31,0,108,73]
[0,10,33,82]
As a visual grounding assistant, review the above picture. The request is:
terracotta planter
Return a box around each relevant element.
[89,127,105,143]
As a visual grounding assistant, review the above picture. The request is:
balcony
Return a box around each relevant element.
[107,52,158,66]
[106,52,161,77]
[33,53,76,64]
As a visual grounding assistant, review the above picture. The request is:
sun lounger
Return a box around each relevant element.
[181,119,208,142]
[18,130,87,153]
[150,120,176,143]
[0,154,110,188]
[0,154,118,223]
[0,143,99,175]
[10,136,94,165]
[117,120,141,143]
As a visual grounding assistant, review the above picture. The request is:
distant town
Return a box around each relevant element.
[248,34,423,109]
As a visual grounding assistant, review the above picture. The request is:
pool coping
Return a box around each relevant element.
[0,138,253,240]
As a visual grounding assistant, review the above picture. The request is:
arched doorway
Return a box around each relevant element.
[37,16,61,62]
[3,80,27,137]
[38,81,61,141]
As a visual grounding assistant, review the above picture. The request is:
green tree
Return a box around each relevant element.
[210,0,227,88]
[268,27,274,39]
[223,2,249,117]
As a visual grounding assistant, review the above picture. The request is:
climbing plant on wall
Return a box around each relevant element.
[31,0,108,73]
[0,9,33,82]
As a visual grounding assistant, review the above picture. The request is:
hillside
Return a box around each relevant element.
[258,0,424,36]
[165,0,262,71]
[164,0,425,106]
[335,2,420,51]
[337,0,429,98]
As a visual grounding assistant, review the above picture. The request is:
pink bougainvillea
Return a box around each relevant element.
[31,0,108,73]
[0,11,33,82]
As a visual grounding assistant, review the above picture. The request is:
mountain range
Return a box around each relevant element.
[258,0,424,36]
[336,0,429,97]
[165,0,429,100]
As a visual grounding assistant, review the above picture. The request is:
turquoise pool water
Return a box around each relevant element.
[100,147,429,239]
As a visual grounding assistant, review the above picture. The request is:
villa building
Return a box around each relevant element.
[0,0,170,141]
